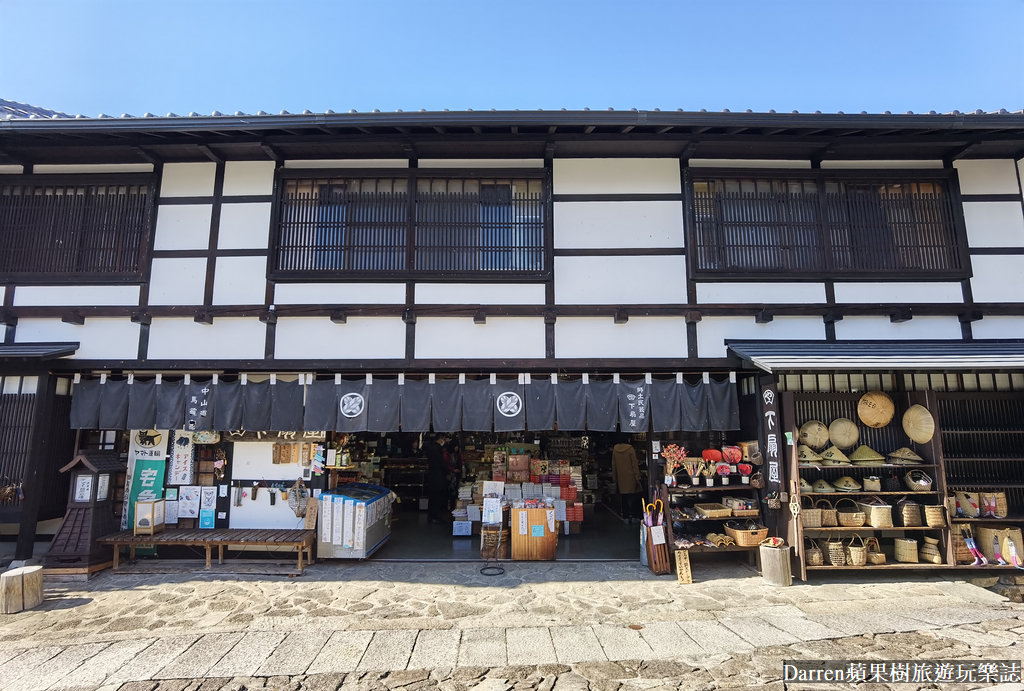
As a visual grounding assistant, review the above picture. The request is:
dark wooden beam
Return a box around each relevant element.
[197,144,222,163]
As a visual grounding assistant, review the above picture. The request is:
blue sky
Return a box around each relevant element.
[2,0,1022,117]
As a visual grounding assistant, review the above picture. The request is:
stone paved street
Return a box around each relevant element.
[0,560,1021,689]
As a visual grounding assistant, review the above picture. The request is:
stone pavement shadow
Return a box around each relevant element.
[38,596,93,610]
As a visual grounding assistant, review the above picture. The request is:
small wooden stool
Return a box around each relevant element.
[0,565,44,613]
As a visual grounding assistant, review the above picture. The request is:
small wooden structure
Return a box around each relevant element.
[510,508,557,560]
[45,450,125,572]
[0,565,44,613]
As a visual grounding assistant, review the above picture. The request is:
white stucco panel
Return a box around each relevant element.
[153,204,213,250]
[222,161,276,196]
[160,162,217,197]
[418,159,544,168]
[554,256,687,304]
[970,315,1024,339]
[273,283,407,304]
[553,201,684,248]
[416,317,545,359]
[696,282,826,304]
[274,317,406,360]
[690,159,812,169]
[217,202,272,249]
[148,318,266,360]
[14,318,140,359]
[962,202,1024,247]
[414,283,546,305]
[33,163,155,174]
[970,255,1024,302]
[954,159,1022,195]
[149,257,208,305]
[0,165,24,174]
[213,256,267,305]
[697,316,825,358]
[554,317,687,359]
[833,316,963,340]
[283,159,409,169]
[553,159,680,195]
[820,160,944,170]
[14,285,140,307]
[832,282,964,304]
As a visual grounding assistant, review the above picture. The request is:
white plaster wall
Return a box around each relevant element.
[283,159,409,169]
[554,256,687,304]
[0,165,24,174]
[160,162,217,197]
[833,282,964,303]
[954,159,1022,195]
[32,163,154,174]
[553,201,684,248]
[222,161,276,196]
[416,317,545,359]
[149,258,207,305]
[217,202,272,249]
[970,315,1024,339]
[418,159,544,168]
[962,202,1024,247]
[554,317,687,359]
[970,255,1024,302]
[153,204,213,250]
[414,283,546,305]
[820,160,944,170]
[232,443,306,482]
[273,283,407,304]
[833,316,963,340]
[553,159,680,195]
[690,159,811,169]
[696,283,825,304]
[14,317,141,359]
[13,285,140,307]
[212,256,267,305]
[274,317,406,359]
[148,318,266,360]
[697,316,825,358]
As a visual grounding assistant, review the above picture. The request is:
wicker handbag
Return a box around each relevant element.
[801,496,823,528]
[863,476,882,492]
[857,495,894,528]
[845,534,868,566]
[981,492,1008,518]
[924,504,947,528]
[904,470,933,492]
[882,474,902,492]
[864,536,886,564]
[836,498,867,527]
[750,471,765,489]
[826,537,847,566]
[897,498,923,527]
[954,491,981,517]
[815,499,838,527]
[894,537,919,563]
[805,538,824,566]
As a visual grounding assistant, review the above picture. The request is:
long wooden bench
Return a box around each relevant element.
[97,529,316,573]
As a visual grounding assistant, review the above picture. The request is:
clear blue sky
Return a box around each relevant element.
[2,0,1022,117]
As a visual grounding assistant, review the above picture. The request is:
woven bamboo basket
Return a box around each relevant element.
[801,496,822,528]
[694,503,732,518]
[894,537,919,563]
[845,534,868,566]
[954,491,981,517]
[898,499,923,527]
[804,539,823,566]
[982,491,1009,518]
[826,538,846,566]
[924,504,946,528]
[815,499,838,527]
[863,476,882,492]
[919,535,943,564]
[724,522,769,547]
[904,470,933,492]
[856,496,893,528]
[864,536,886,564]
[836,498,866,527]
[952,530,974,564]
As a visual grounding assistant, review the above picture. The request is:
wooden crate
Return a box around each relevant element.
[511,508,557,560]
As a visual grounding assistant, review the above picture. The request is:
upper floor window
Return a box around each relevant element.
[0,175,155,282]
[688,169,968,279]
[273,170,548,279]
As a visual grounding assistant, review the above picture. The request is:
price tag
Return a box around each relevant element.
[519,510,528,535]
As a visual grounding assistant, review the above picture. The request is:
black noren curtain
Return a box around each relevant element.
[303,380,338,432]
[270,380,304,431]
[681,381,709,432]
[431,379,462,433]
[400,379,431,432]
[553,380,586,431]
[367,379,400,432]
[461,378,493,431]
[155,380,186,430]
[650,379,682,433]
[708,376,741,430]
[525,379,556,431]
[585,379,618,432]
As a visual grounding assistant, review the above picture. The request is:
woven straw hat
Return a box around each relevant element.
[799,477,813,493]
[799,420,829,449]
[820,445,851,465]
[812,478,836,493]
[798,444,823,463]
[849,444,885,462]
[857,391,895,428]
[828,417,859,448]
[888,447,924,464]
[833,475,862,492]
[902,404,935,444]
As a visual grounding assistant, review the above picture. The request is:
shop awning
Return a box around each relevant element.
[727,340,1024,373]
[0,342,79,361]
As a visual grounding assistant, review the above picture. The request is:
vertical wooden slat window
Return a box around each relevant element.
[0,176,154,281]
[691,170,965,279]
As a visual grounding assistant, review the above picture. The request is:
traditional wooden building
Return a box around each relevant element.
[2,101,1024,568]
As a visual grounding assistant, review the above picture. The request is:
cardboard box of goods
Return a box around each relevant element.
[508,454,531,471]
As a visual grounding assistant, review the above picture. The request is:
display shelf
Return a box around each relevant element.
[946,483,1024,490]
[941,429,1024,434]
[802,491,941,497]
[674,516,759,523]
[805,564,952,570]
[943,457,1024,462]
[668,484,758,493]
[799,464,936,470]
[952,516,1024,523]
[802,526,942,532]
[675,544,758,553]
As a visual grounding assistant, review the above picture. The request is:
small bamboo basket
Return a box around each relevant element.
[864,536,886,564]
[826,538,846,566]
[724,522,769,547]
[804,538,824,566]
[898,499,923,527]
[815,499,838,527]
[801,496,823,528]
[924,504,946,528]
[919,535,943,564]
[863,476,882,492]
[694,503,732,518]
[836,498,867,527]
[894,537,919,563]
[845,534,868,566]
[857,496,894,528]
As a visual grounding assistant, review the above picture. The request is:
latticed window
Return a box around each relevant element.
[689,170,968,279]
[273,171,548,279]
[0,175,155,281]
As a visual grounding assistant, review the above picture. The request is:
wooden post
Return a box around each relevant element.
[15,371,55,561]
[759,543,792,586]
[0,570,24,613]
[18,566,43,609]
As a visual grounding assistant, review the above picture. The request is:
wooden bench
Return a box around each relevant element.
[97,529,316,573]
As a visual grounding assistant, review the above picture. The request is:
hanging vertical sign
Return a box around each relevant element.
[758,376,784,534]
[125,458,166,531]
[122,430,169,530]
[168,431,196,485]
[618,379,650,432]
[185,382,213,431]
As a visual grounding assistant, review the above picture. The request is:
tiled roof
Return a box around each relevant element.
[0,99,70,119]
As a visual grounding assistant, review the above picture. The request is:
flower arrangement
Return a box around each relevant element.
[662,444,689,474]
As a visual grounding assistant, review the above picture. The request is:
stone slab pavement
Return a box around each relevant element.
[0,560,1020,689]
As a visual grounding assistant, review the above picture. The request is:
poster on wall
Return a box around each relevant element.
[199,486,218,510]
[178,486,201,518]
[168,431,195,485]
[122,430,170,529]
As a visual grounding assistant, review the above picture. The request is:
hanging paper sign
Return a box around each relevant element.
[123,430,170,530]
[199,510,215,529]
[177,486,201,518]
[223,430,327,442]
[650,525,667,545]
[168,431,195,485]
[199,486,218,510]
[164,500,179,524]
